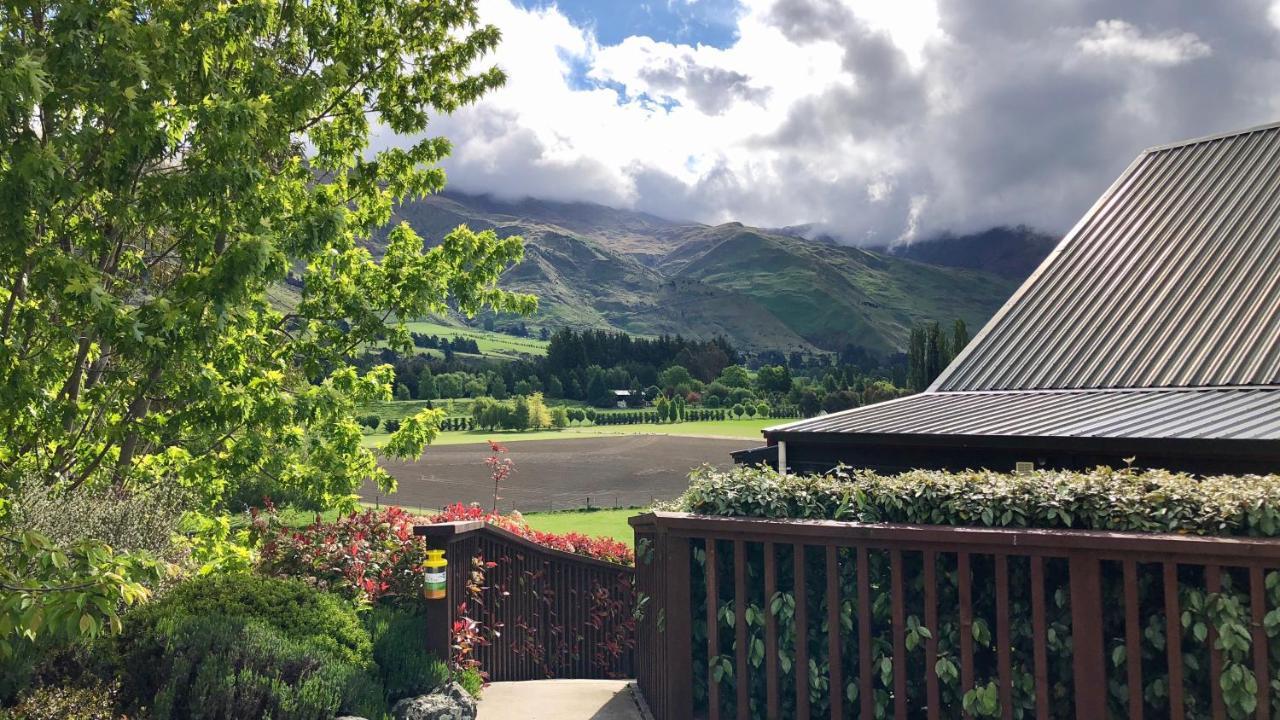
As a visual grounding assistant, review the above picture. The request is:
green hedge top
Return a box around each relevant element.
[672,465,1280,537]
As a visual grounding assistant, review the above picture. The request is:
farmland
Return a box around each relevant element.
[365,435,742,512]
[360,416,780,447]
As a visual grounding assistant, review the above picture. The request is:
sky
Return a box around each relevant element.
[377,0,1280,245]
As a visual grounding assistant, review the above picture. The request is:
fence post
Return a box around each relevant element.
[423,534,452,665]
[1068,555,1106,718]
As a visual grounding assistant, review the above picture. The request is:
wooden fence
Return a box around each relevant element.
[415,520,635,681]
[631,511,1280,720]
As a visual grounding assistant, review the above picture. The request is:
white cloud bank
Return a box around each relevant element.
[379,0,1280,245]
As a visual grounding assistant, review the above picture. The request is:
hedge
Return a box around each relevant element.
[662,466,1280,719]
[673,464,1280,537]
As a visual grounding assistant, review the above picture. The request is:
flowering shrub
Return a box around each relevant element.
[429,503,633,566]
[251,503,428,605]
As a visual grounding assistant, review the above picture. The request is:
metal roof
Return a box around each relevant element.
[934,122,1280,392]
[768,123,1280,447]
[770,388,1280,440]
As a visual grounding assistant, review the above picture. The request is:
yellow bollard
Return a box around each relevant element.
[423,549,447,600]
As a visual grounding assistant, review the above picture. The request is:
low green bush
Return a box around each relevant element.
[665,466,1280,719]
[363,608,449,702]
[674,464,1280,536]
[121,614,383,720]
[456,667,485,699]
[112,575,383,719]
[117,574,370,666]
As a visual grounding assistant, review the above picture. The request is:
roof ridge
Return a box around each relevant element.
[1143,119,1280,154]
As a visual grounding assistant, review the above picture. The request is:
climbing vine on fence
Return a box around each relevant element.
[666,465,1280,719]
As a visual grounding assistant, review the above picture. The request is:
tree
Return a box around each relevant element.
[526,392,552,429]
[744,404,757,418]
[655,396,670,422]
[951,319,970,362]
[417,366,436,401]
[394,383,412,401]
[657,365,695,393]
[756,365,792,394]
[716,365,753,389]
[0,0,535,653]
[731,403,745,418]
[509,396,531,432]
[586,372,613,408]
[550,407,569,429]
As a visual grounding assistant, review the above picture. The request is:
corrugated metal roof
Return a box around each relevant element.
[934,123,1280,392]
[771,388,1280,440]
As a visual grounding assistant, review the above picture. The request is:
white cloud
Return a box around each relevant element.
[379,1,1280,244]
[1077,20,1211,66]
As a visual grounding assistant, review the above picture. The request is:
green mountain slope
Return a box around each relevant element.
[384,192,1021,355]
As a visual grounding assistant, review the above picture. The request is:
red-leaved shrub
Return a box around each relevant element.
[429,503,633,566]
[251,503,428,605]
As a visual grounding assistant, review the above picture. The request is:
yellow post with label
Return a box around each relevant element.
[424,549,447,600]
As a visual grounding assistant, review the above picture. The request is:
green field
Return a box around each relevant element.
[360,416,783,448]
[522,508,642,545]
[405,320,548,359]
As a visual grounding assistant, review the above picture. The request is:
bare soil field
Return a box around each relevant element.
[365,435,744,512]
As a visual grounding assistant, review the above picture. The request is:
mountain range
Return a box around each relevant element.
[382,192,1055,356]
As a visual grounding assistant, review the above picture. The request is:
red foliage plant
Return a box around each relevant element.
[429,503,634,566]
[251,502,429,605]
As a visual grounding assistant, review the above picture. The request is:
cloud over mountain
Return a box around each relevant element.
[375,0,1280,245]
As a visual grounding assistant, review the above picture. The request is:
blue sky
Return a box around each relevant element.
[523,0,744,48]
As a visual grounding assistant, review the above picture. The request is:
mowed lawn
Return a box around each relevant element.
[522,508,642,545]
[360,417,782,448]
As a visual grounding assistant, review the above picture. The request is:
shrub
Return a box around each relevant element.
[118,614,383,720]
[3,680,121,720]
[364,608,449,702]
[430,503,633,565]
[115,574,370,668]
[673,464,1280,536]
[456,667,485,698]
[7,481,189,568]
[253,505,429,605]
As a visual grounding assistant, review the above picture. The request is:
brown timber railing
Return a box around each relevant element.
[415,520,635,681]
[631,511,1280,719]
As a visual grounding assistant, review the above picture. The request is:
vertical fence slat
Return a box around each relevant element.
[764,542,780,720]
[827,546,843,720]
[1205,565,1226,720]
[1123,560,1143,720]
[1069,555,1106,719]
[1250,565,1269,720]
[924,550,941,720]
[1164,562,1185,720]
[995,555,1013,720]
[735,540,750,720]
[891,549,908,720]
[858,546,874,720]
[667,535,694,720]
[1030,556,1049,720]
[706,539,721,720]
[959,551,975,717]
[795,544,811,720]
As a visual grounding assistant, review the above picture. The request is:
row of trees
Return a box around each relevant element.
[470,394,569,432]
[906,319,971,391]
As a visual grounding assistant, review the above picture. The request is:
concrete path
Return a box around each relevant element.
[476,679,649,720]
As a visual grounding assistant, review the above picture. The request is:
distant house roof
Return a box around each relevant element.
[764,121,1280,472]
[612,390,633,396]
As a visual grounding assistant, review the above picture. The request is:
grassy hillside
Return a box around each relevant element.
[405,320,548,358]
[380,192,1021,355]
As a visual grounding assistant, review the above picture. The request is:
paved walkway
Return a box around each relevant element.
[476,680,649,720]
